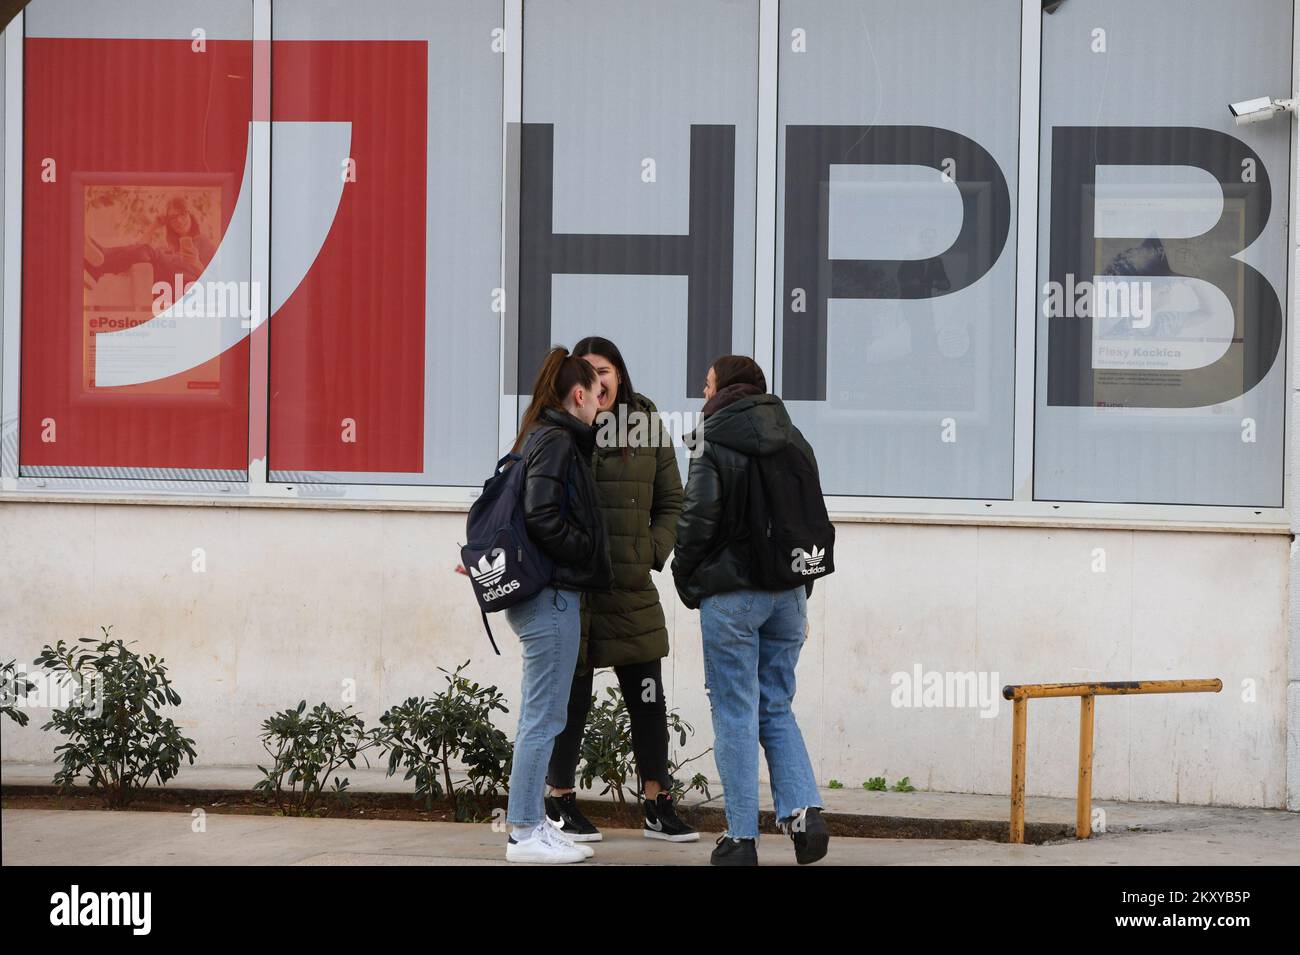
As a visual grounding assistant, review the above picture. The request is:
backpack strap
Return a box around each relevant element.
[480,609,501,655]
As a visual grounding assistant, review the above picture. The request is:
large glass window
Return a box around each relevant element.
[1034,0,1292,506]
[21,1,253,479]
[268,0,504,486]
[514,0,758,436]
[774,0,1022,498]
[6,0,1295,517]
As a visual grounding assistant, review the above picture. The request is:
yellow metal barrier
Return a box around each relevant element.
[1000,679,1222,844]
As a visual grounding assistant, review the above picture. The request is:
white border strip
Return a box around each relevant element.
[1013,0,1041,502]
[752,0,778,379]
[1286,0,1299,529]
[498,0,522,459]
[248,0,275,497]
[1,14,22,490]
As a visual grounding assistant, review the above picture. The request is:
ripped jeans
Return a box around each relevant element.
[700,586,821,839]
[503,586,581,828]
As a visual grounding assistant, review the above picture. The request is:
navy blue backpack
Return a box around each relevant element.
[461,436,559,653]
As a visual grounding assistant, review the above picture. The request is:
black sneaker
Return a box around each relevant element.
[781,806,829,865]
[545,793,602,843]
[710,834,758,866]
[643,792,699,842]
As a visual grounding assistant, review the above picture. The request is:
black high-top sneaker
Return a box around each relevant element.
[545,792,602,843]
[643,792,699,842]
[781,806,830,864]
[710,834,758,866]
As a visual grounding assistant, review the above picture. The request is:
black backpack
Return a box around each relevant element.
[460,433,559,654]
[745,443,835,590]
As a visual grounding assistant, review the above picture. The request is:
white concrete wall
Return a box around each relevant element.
[0,500,1290,808]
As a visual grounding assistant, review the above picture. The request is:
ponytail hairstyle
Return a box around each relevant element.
[513,346,599,452]
[711,354,767,393]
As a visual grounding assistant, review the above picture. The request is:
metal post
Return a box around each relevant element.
[1077,694,1095,838]
[1010,696,1027,844]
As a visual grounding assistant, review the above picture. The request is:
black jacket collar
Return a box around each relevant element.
[540,406,597,455]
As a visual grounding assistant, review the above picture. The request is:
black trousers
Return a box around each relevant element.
[545,658,672,792]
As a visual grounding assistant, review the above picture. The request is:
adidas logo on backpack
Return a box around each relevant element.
[470,550,522,601]
[790,545,828,576]
[746,444,836,589]
[469,549,509,588]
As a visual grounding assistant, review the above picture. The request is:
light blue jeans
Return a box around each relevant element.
[700,586,821,839]
[504,586,581,828]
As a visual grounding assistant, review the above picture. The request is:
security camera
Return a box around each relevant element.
[1229,95,1298,125]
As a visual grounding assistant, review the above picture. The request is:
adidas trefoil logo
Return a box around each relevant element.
[470,549,507,587]
[471,548,521,601]
[790,545,827,576]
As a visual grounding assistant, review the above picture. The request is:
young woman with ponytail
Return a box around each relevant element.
[499,346,614,863]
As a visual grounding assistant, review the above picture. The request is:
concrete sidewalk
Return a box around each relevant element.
[3,805,1297,865]
[3,761,1297,865]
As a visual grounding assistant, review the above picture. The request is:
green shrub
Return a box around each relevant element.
[1,658,35,727]
[377,662,512,821]
[34,627,197,807]
[254,700,382,816]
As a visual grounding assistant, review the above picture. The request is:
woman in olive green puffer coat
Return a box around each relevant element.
[578,387,681,668]
[541,337,699,843]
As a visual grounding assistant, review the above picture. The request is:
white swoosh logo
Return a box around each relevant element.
[93,120,351,387]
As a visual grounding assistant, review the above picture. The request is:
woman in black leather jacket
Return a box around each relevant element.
[500,346,613,864]
[672,355,828,867]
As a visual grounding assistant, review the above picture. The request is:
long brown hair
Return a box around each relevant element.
[573,336,634,411]
[513,346,599,452]
[573,335,637,459]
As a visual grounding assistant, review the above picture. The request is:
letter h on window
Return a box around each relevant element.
[517,123,735,398]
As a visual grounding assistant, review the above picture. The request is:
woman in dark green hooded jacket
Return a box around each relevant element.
[542,337,699,845]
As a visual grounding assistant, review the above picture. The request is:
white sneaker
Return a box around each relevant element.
[545,821,595,858]
[505,823,587,864]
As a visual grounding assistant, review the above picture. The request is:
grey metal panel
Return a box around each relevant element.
[27,0,252,39]
[21,465,246,481]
